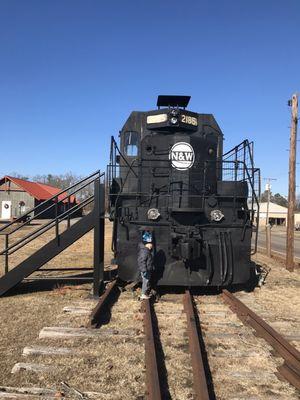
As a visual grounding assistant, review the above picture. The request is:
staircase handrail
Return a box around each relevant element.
[0,177,98,237]
[0,170,103,234]
[1,195,94,256]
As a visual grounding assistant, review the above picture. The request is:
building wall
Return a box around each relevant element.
[34,199,82,219]
[0,180,82,220]
[0,181,20,191]
[259,212,286,226]
[0,188,34,218]
[34,199,68,219]
[259,212,300,227]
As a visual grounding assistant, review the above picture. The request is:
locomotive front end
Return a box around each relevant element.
[108,95,260,287]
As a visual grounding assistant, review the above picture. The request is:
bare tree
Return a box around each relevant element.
[9,172,29,180]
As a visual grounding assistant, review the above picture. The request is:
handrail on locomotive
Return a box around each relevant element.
[107,138,260,254]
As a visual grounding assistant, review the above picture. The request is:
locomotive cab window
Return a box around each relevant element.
[124,131,138,157]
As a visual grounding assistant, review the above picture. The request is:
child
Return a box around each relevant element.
[137,231,154,299]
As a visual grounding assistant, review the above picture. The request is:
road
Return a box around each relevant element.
[256,228,300,261]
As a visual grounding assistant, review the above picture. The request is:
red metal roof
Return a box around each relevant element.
[0,176,77,203]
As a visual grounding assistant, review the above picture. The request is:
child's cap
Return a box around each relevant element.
[142,231,153,243]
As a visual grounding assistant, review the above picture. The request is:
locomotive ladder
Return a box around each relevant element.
[0,171,105,297]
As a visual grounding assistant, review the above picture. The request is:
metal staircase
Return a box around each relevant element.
[0,171,105,296]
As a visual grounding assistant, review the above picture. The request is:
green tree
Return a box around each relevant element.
[260,191,288,208]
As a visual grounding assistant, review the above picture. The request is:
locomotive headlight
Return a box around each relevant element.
[147,208,160,220]
[147,114,168,124]
[170,117,178,125]
[210,209,224,222]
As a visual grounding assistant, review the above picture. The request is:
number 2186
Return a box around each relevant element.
[181,115,198,126]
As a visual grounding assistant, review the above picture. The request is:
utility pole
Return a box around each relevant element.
[263,178,277,257]
[286,94,298,272]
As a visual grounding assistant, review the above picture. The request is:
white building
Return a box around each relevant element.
[255,202,300,226]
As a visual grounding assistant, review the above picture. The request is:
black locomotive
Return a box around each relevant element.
[108,96,260,287]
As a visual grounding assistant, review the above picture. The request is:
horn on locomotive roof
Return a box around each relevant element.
[157,95,191,109]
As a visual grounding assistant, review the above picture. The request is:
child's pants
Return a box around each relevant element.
[141,272,151,295]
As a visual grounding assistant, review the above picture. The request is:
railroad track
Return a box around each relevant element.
[89,283,300,399]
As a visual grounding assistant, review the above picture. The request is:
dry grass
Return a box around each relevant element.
[0,290,146,398]
[0,220,299,398]
[251,251,300,317]
[198,295,299,399]
[0,218,114,276]
[154,300,194,399]
[198,252,300,399]
[0,219,126,398]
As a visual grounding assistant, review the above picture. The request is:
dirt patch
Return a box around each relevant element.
[0,289,145,399]
[0,220,120,397]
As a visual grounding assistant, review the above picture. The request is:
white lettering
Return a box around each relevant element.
[169,143,195,170]
[185,152,193,161]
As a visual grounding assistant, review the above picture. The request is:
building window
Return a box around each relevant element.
[19,201,26,215]
[124,131,138,157]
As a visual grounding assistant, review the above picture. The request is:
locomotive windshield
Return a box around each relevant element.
[124,131,138,157]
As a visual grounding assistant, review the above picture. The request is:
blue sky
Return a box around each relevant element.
[0,0,299,195]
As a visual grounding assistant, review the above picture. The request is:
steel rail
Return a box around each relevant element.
[142,298,162,400]
[277,362,300,391]
[222,289,300,391]
[183,291,210,400]
[88,280,118,328]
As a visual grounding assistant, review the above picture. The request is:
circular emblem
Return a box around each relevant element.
[169,142,195,170]
[4,203,9,209]
[210,209,224,222]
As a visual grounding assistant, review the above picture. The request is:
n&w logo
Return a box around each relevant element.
[169,142,195,170]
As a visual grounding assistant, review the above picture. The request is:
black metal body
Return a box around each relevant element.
[108,98,260,287]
